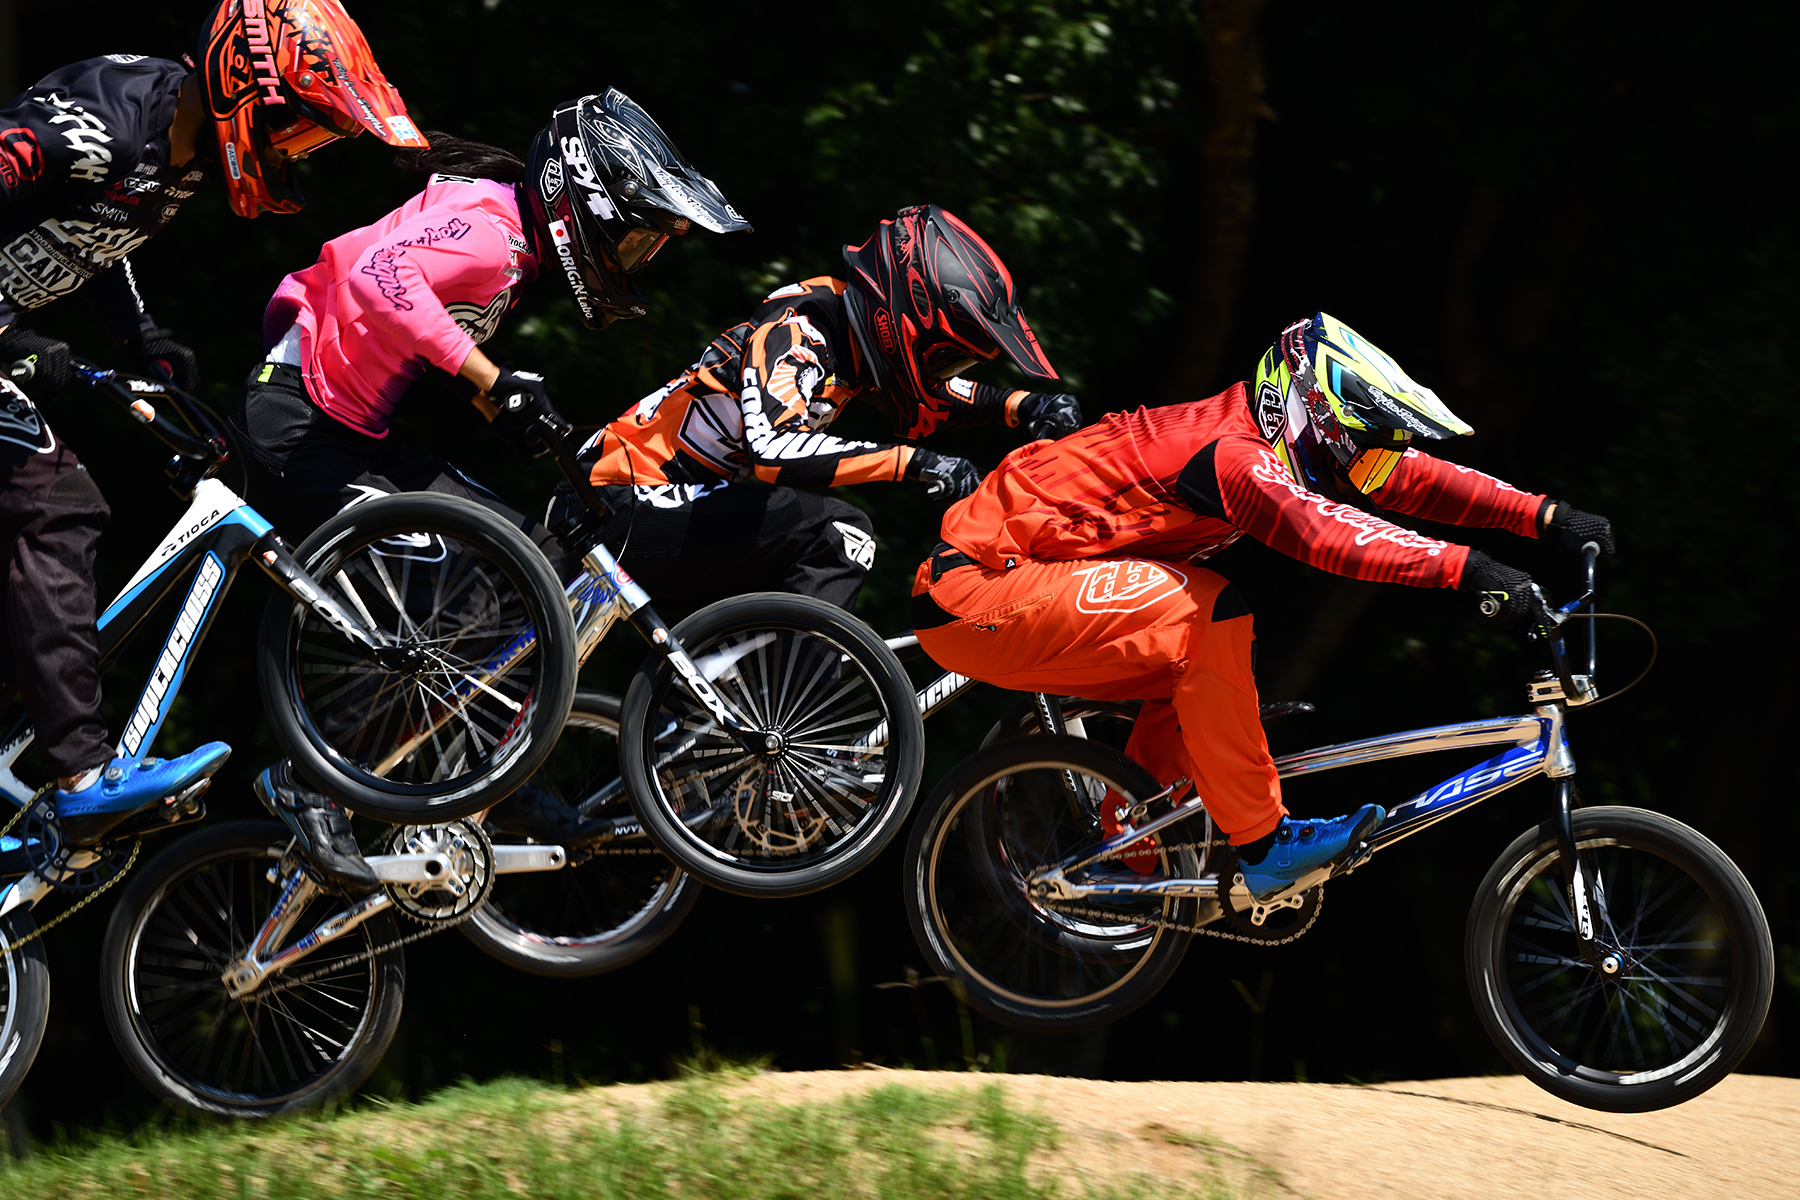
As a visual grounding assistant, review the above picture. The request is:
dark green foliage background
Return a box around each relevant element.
[5,0,1794,1134]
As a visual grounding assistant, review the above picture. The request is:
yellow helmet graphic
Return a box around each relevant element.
[1252,313,1471,502]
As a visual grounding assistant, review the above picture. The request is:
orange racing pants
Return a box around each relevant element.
[912,553,1286,844]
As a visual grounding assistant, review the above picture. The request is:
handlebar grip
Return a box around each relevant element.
[1581,541,1601,564]
[6,358,33,383]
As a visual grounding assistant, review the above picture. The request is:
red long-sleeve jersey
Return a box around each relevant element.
[939,383,1544,588]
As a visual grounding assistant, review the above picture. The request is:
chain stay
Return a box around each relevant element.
[1041,888,1323,947]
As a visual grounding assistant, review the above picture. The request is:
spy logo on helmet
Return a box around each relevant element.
[1255,380,1286,440]
[1073,560,1188,614]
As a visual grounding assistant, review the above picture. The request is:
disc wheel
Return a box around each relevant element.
[902,735,1198,1032]
[257,492,576,823]
[1466,806,1774,1112]
[462,691,699,977]
[622,593,924,898]
[101,821,405,1118]
[0,908,50,1110]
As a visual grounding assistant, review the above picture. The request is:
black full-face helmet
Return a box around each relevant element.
[523,89,750,328]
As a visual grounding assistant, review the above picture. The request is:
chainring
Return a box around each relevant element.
[21,800,135,893]
[384,817,496,923]
[1212,845,1324,940]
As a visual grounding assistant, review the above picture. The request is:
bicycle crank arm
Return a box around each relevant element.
[223,888,392,1000]
[364,851,455,884]
[491,844,566,873]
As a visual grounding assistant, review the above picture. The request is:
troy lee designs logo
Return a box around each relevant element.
[1250,448,1448,555]
[1071,561,1188,614]
[359,219,472,310]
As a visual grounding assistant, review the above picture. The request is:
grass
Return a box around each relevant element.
[0,1073,1272,1199]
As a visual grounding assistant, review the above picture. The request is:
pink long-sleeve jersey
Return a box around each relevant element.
[262,174,538,438]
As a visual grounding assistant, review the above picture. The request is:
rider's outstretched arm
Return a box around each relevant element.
[1365,448,1544,536]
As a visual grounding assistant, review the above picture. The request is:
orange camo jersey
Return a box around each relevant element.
[581,277,1031,490]
[938,383,1545,589]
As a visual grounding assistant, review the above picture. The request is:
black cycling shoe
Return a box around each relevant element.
[486,784,613,846]
[254,762,379,892]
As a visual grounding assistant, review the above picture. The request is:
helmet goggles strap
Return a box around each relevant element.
[1345,444,1405,494]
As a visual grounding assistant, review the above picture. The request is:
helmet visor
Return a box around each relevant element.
[614,224,669,273]
[265,116,343,160]
[1345,444,1406,494]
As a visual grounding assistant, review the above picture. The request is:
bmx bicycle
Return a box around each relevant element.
[2,357,579,1109]
[900,547,1774,1112]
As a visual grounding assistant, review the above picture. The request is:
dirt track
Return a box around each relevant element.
[607,1071,1800,1199]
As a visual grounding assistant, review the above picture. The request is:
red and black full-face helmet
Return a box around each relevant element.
[523,89,750,329]
[200,0,425,218]
[842,205,1057,423]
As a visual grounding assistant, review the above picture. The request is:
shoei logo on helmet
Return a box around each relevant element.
[241,0,288,107]
[874,308,897,354]
[1255,380,1286,440]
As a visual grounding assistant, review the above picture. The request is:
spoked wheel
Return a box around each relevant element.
[903,735,1200,1032]
[258,492,576,823]
[622,593,925,898]
[100,821,405,1118]
[0,907,50,1109]
[462,690,700,977]
[1466,806,1774,1112]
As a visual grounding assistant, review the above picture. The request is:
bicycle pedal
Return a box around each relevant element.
[1335,842,1374,876]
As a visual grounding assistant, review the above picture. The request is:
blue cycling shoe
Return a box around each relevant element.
[1238,803,1384,902]
[56,742,232,846]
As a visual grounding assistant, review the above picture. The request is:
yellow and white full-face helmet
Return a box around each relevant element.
[1251,313,1472,503]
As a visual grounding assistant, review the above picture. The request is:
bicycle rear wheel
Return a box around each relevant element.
[1466,806,1773,1112]
[462,690,700,977]
[903,735,1198,1032]
[101,821,405,1119]
[622,593,925,898]
[0,907,49,1110]
[258,492,576,823]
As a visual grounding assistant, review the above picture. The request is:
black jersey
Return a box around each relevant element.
[0,55,201,337]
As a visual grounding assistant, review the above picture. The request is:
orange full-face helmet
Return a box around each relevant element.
[200,0,425,217]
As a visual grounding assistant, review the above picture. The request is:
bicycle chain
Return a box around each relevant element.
[249,894,479,1000]
[2,787,143,955]
[1040,889,1324,947]
[1041,834,1326,947]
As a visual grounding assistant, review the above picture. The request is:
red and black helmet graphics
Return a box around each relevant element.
[842,205,1057,422]
[523,89,750,329]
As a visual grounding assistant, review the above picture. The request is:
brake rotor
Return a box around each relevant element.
[731,768,828,856]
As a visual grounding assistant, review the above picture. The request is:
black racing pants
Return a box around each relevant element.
[231,363,565,576]
[555,479,876,614]
[1,378,113,776]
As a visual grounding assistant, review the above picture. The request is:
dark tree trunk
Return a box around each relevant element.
[1161,0,1273,406]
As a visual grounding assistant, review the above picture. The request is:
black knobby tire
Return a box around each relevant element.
[0,909,50,1110]
[101,820,406,1119]
[903,735,1197,1032]
[461,690,700,977]
[621,592,924,898]
[1466,806,1774,1113]
[257,492,576,823]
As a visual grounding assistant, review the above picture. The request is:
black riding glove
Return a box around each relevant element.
[907,448,981,504]
[1017,392,1082,441]
[129,327,199,391]
[489,367,571,461]
[0,325,72,400]
[1540,499,1615,561]
[1460,549,1539,628]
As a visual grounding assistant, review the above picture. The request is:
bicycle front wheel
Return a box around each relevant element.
[101,821,405,1119]
[1466,806,1774,1112]
[462,690,700,977]
[622,593,925,898]
[903,735,1198,1032]
[258,492,577,823]
[0,907,50,1110]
